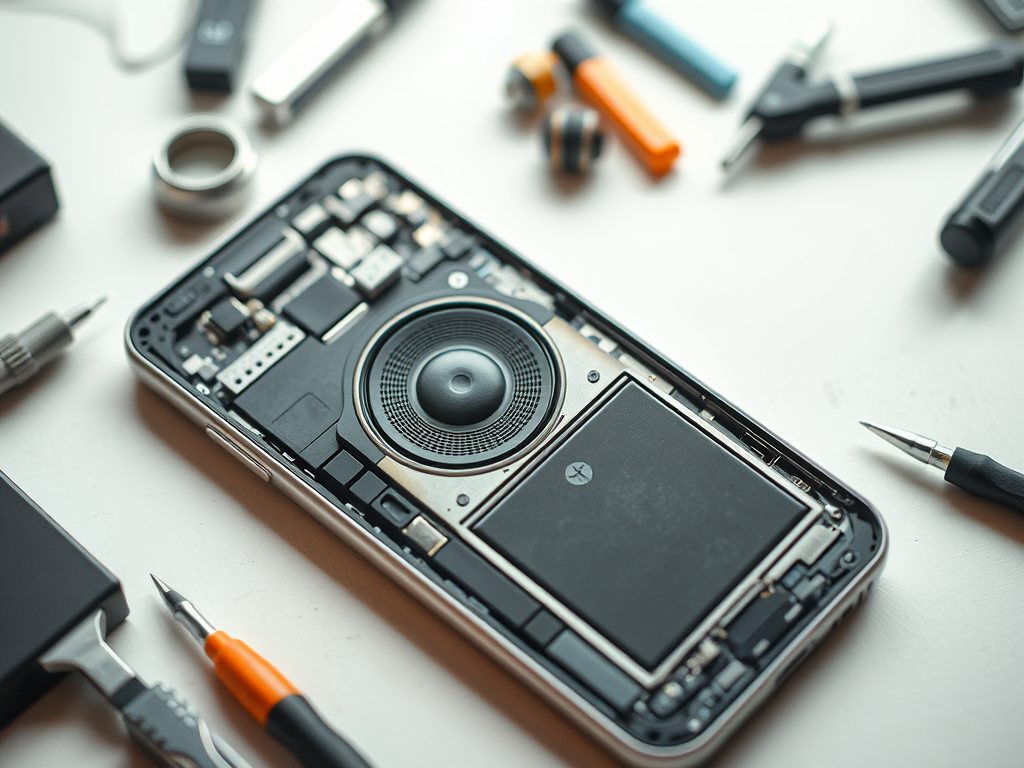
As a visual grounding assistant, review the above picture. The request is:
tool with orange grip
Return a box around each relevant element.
[552,30,680,176]
[151,575,372,768]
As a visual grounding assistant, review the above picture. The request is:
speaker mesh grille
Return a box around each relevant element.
[376,313,547,458]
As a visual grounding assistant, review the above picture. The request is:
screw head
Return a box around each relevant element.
[456,493,470,506]
[587,370,600,383]
[564,462,593,485]
[448,271,469,289]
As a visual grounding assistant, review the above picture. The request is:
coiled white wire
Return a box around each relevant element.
[0,0,199,71]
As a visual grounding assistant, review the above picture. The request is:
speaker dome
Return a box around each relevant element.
[358,301,560,470]
[415,348,508,426]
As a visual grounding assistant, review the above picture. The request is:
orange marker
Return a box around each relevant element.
[152,575,372,768]
[553,31,680,175]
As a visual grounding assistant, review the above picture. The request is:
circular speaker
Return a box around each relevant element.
[359,301,560,470]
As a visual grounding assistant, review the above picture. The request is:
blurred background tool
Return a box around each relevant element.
[152,575,373,768]
[251,0,413,127]
[862,421,1024,514]
[589,0,736,98]
[505,51,558,111]
[185,0,255,92]
[721,23,1024,171]
[0,298,105,397]
[0,118,59,256]
[542,105,606,173]
[552,30,680,175]
[940,116,1024,267]
[980,0,1024,31]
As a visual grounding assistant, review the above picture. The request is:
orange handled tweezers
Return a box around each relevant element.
[152,575,372,768]
[553,31,681,175]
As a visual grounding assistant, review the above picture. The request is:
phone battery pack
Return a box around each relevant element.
[0,471,128,731]
[0,119,59,256]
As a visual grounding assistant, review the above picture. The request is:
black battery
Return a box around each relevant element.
[0,119,59,256]
[0,471,129,730]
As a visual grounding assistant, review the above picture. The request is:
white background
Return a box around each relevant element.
[1,0,1023,766]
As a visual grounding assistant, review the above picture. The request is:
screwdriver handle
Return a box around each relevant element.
[204,631,373,768]
[945,448,1024,514]
[266,695,372,768]
[940,118,1024,267]
[0,313,72,395]
[853,41,1024,109]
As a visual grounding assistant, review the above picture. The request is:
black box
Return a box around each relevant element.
[0,471,128,731]
[0,119,59,256]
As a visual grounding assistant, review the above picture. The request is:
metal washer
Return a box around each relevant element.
[152,116,257,221]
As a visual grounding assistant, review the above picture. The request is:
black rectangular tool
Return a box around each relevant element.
[185,0,255,92]
[0,119,59,256]
[0,471,129,730]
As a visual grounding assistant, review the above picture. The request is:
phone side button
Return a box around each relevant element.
[206,426,272,482]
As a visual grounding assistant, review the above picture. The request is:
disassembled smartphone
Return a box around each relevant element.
[127,155,887,766]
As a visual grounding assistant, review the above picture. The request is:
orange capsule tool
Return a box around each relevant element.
[152,575,372,768]
[553,31,680,176]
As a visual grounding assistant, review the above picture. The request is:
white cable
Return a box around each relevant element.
[0,0,199,72]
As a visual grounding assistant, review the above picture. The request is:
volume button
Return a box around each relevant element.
[205,426,272,482]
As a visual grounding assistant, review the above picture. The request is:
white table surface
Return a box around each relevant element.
[2,0,1023,766]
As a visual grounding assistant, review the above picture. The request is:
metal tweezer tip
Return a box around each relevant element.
[720,116,764,171]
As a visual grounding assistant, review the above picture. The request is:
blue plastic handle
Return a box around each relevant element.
[615,0,737,98]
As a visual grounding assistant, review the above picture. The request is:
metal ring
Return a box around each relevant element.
[152,116,257,221]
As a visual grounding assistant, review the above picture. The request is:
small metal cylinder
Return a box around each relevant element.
[542,106,605,173]
[505,52,558,112]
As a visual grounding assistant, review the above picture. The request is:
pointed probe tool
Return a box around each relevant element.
[861,421,1024,514]
[0,297,107,396]
[151,575,373,768]
[721,23,1024,171]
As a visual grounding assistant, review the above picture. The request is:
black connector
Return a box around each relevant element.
[185,0,255,93]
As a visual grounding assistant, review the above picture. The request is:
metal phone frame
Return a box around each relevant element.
[125,155,889,768]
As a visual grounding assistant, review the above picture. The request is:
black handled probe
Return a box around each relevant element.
[721,22,1024,170]
[862,421,1024,514]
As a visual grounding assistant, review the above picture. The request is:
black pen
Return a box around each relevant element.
[862,421,1024,514]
